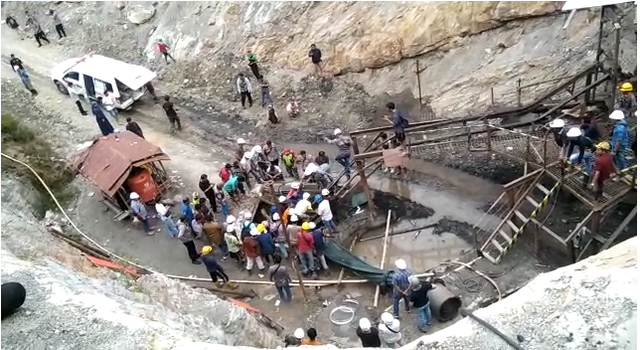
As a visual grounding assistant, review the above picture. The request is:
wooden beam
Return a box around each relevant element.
[564,210,595,244]
[601,206,637,251]
[503,168,546,190]
[373,210,392,308]
[530,218,566,245]
[359,223,439,242]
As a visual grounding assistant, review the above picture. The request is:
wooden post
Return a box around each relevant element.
[517,79,522,107]
[609,23,621,111]
[416,60,423,111]
[336,236,359,290]
[524,135,531,175]
[373,210,393,308]
[484,117,492,151]
[351,136,376,222]
[280,203,309,302]
[490,87,495,106]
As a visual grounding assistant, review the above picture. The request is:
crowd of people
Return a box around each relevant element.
[550,82,637,199]
[282,259,436,348]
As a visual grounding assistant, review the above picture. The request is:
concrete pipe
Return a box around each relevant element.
[428,281,462,322]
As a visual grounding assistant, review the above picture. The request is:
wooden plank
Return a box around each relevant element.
[503,168,545,190]
[601,206,637,251]
[373,210,393,309]
[535,183,550,195]
[491,239,505,252]
[506,219,520,233]
[525,196,540,208]
[497,229,511,242]
[513,210,528,223]
[530,218,567,245]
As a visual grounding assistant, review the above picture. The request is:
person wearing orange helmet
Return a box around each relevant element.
[281,148,298,178]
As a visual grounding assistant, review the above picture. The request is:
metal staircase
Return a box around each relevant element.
[480,171,561,264]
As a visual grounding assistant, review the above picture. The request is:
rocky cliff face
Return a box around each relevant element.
[1,1,636,141]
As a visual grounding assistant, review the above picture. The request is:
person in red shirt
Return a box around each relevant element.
[243,229,265,276]
[219,163,231,184]
[296,222,316,277]
[590,142,615,200]
[156,38,176,65]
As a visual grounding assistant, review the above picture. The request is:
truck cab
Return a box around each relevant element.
[50,54,157,110]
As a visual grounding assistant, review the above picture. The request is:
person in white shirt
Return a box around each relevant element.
[67,81,88,115]
[378,312,402,348]
[102,90,119,120]
[294,192,313,220]
[316,188,336,233]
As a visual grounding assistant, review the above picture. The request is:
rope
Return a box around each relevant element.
[0,152,336,286]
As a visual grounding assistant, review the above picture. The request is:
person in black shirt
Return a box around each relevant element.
[565,127,594,165]
[125,117,144,139]
[315,151,329,166]
[580,117,600,142]
[549,118,568,158]
[162,95,182,131]
[308,44,323,76]
[198,174,218,212]
[9,54,24,72]
[408,275,435,333]
[356,318,381,348]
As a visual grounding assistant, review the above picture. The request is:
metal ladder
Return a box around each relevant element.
[480,174,560,264]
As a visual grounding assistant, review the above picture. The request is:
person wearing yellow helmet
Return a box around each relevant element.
[256,222,276,264]
[616,82,637,118]
[589,141,615,200]
[200,245,230,287]
[296,222,317,277]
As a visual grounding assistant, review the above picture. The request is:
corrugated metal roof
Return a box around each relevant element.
[75,131,170,197]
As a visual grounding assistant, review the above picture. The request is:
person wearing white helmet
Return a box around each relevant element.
[316,188,336,233]
[240,150,264,186]
[285,328,305,347]
[407,275,435,333]
[549,118,569,158]
[224,224,243,265]
[286,214,302,246]
[294,192,313,220]
[243,226,265,276]
[270,212,288,259]
[391,259,411,318]
[609,109,629,172]
[356,317,381,347]
[326,128,353,179]
[564,126,596,176]
[129,192,155,236]
[295,150,315,181]
[378,312,402,348]
[235,138,248,162]
[156,203,178,238]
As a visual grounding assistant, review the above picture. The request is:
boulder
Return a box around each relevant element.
[126,4,155,25]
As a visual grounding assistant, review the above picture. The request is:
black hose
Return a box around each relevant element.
[459,308,526,350]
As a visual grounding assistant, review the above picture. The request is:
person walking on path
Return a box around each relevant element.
[247,50,262,80]
[378,312,402,348]
[162,95,182,132]
[25,11,50,47]
[91,101,115,136]
[9,54,24,72]
[356,318,381,348]
[125,117,144,139]
[130,192,155,236]
[200,245,231,287]
[156,38,176,65]
[308,44,323,77]
[268,254,292,302]
[236,73,253,108]
[408,275,435,333]
[67,82,88,115]
[177,216,202,265]
[384,102,410,145]
[198,174,218,212]
[15,67,37,95]
[49,9,66,39]
[391,259,412,319]
[259,77,272,107]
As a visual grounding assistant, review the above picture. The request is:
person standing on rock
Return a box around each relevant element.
[247,50,261,80]
[326,129,352,180]
[259,77,272,108]
[308,44,323,77]
[162,95,182,132]
[236,73,253,108]
[200,245,230,287]
[198,174,218,212]
[177,216,202,265]
[67,82,88,115]
[156,38,176,65]
[48,9,66,39]
[407,275,434,333]
[91,101,115,136]
[125,117,144,139]
[391,259,412,319]
[25,11,50,47]
[129,192,155,236]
